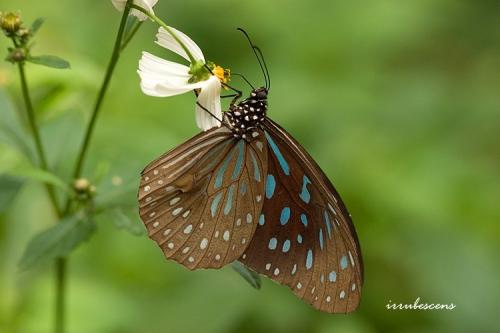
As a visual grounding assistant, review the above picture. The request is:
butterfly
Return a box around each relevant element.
[137,34,363,313]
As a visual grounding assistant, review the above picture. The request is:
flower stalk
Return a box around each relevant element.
[71,0,133,181]
[16,61,62,216]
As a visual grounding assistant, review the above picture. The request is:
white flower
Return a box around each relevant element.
[111,0,158,21]
[138,26,228,131]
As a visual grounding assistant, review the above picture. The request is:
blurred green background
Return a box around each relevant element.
[1,0,500,332]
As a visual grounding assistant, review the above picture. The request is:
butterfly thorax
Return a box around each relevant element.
[225,87,268,139]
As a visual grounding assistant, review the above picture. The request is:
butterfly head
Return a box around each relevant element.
[251,87,268,100]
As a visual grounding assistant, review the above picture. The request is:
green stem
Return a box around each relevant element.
[71,0,133,180]
[55,1,136,332]
[55,258,66,333]
[16,62,62,217]
[14,43,66,333]
[130,4,197,63]
[121,21,143,51]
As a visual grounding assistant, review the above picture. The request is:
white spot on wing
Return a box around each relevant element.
[200,238,208,250]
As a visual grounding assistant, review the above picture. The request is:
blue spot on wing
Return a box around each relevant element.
[280,207,291,225]
[259,214,265,226]
[265,174,276,199]
[297,234,303,244]
[282,240,291,253]
[319,229,324,250]
[306,249,313,270]
[268,238,277,250]
[324,211,332,238]
[231,140,245,180]
[239,180,247,195]
[214,146,235,189]
[264,131,290,176]
[211,192,223,217]
[299,175,311,203]
[340,255,348,270]
[300,214,308,227]
[223,184,235,215]
[250,150,261,182]
[328,271,337,282]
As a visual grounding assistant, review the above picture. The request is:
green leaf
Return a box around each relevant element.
[0,144,70,193]
[31,17,45,34]
[13,167,71,193]
[231,261,261,290]
[0,176,24,213]
[107,208,145,236]
[28,55,71,69]
[0,89,33,158]
[18,214,96,270]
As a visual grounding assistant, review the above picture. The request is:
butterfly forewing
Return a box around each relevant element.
[240,119,363,313]
[138,127,268,270]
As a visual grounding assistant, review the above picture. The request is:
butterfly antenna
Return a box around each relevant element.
[237,28,269,89]
[232,73,255,90]
[254,46,271,91]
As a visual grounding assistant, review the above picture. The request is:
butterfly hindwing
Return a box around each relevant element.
[240,119,363,313]
[138,127,268,269]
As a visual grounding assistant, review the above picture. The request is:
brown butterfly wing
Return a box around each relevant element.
[240,119,363,313]
[138,127,268,270]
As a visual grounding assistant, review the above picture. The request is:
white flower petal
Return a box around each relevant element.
[111,0,158,21]
[195,76,222,130]
[156,27,205,62]
[138,52,206,97]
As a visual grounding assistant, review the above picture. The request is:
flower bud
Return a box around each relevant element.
[17,27,30,40]
[73,178,91,193]
[1,12,22,34]
[5,47,26,63]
